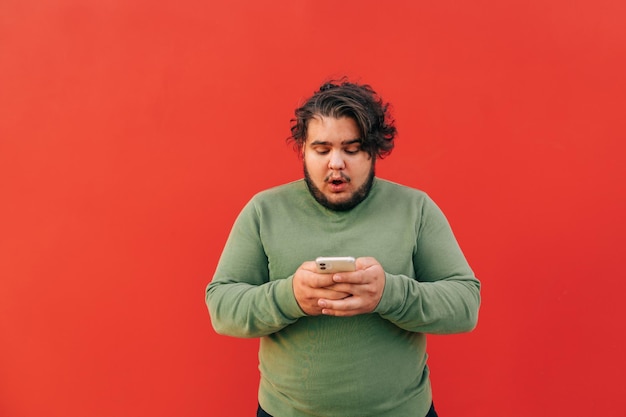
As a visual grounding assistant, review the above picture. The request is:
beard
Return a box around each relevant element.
[303,163,375,212]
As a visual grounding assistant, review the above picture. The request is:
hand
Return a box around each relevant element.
[293,261,352,316]
[317,257,385,317]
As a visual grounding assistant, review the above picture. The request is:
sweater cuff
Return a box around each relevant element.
[274,275,308,319]
[375,273,407,316]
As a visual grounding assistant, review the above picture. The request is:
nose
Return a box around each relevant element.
[328,150,346,170]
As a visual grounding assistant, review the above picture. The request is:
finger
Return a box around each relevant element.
[300,261,319,272]
[331,270,367,285]
[320,305,362,317]
[312,273,337,288]
[299,269,336,288]
[355,256,378,269]
[323,282,356,293]
[318,296,361,312]
[315,288,352,300]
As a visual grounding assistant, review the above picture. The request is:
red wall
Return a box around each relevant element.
[1,1,625,416]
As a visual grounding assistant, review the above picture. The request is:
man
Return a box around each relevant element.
[206,80,481,417]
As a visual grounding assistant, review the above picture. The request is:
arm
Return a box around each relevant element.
[318,196,480,334]
[205,201,306,338]
[375,196,481,334]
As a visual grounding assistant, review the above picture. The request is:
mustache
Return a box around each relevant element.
[324,172,351,182]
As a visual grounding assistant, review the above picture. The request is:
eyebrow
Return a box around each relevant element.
[309,139,362,146]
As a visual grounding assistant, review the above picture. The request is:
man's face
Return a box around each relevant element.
[303,115,375,211]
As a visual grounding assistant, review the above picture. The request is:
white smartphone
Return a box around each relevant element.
[315,256,356,274]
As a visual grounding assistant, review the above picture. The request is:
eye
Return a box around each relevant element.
[344,147,361,155]
[315,148,330,155]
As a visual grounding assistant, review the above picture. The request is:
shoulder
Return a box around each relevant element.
[372,178,431,202]
[231,180,308,226]
[369,178,445,219]
[251,180,307,203]
[243,180,312,216]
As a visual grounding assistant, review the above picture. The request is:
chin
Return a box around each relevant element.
[303,164,375,212]
[326,195,350,205]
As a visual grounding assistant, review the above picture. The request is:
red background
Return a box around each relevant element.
[1,1,625,416]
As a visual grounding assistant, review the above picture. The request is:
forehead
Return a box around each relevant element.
[306,116,360,144]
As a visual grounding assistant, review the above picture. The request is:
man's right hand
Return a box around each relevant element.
[293,261,352,315]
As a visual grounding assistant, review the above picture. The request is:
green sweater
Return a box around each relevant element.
[206,178,480,417]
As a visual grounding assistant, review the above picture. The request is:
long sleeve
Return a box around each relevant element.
[205,201,306,338]
[205,179,481,417]
[375,196,481,334]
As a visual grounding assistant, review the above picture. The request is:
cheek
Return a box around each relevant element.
[304,155,325,172]
[352,159,374,178]
[304,157,327,181]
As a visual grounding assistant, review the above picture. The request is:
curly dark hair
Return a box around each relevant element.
[289,79,397,159]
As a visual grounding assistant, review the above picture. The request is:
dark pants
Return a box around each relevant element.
[257,402,438,417]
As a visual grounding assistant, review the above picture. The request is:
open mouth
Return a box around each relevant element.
[327,177,349,192]
[326,173,350,185]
